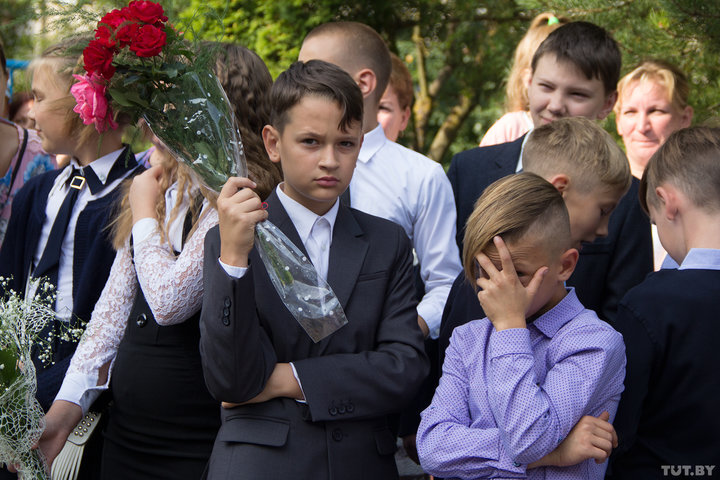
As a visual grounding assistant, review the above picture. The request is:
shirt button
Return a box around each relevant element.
[338,405,346,414]
[346,402,354,413]
[513,462,521,467]
[222,316,230,326]
[136,313,147,327]
[329,406,338,416]
[223,307,230,316]
[332,428,343,442]
[224,297,231,307]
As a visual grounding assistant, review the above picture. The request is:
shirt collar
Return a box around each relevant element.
[531,287,585,338]
[679,248,720,271]
[70,147,125,185]
[358,124,387,164]
[275,184,339,244]
[516,130,533,173]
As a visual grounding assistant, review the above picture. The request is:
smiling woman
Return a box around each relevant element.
[615,60,693,180]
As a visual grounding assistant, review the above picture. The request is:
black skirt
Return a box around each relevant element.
[101,287,220,480]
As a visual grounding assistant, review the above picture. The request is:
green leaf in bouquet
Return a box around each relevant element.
[122,74,142,87]
[108,88,135,108]
[0,347,20,393]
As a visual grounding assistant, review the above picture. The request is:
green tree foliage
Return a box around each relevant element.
[6,1,720,165]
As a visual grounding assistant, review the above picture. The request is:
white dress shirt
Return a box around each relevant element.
[27,149,129,321]
[350,124,462,338]
[218,184,339,402]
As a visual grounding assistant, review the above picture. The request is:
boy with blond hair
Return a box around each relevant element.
[440,117,631,364]
[418,172,626,478]
[610,126,720,477]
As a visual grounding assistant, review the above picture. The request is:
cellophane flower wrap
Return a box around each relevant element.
[0,279,83,480]
[74,1,348,342]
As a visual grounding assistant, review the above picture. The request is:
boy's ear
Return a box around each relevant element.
[547,174,570,193]
[558,247,580,282]
[655,184,680,220]
[262,125,282,164]
[596,90,618,120]
[355,68,377,100]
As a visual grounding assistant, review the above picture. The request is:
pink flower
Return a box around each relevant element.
[71,74,118,133]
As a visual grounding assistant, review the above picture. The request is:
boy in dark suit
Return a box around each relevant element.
[199,60,428,480]
[610,126,720,477]
[444,21,652,347]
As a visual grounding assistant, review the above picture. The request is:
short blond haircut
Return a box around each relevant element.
[523,117,631,193]
[640,126,720,214]
[463,172,571,284]
[506,12,567,112]
[615,60,690,117]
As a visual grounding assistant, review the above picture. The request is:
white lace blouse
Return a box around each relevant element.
[55,183,218,413]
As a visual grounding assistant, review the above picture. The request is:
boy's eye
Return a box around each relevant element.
[339,140,356,148]
[379,104,392,112]
[301,138,318,145]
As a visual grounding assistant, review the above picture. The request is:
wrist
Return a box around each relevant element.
[490,314,527,331]
[220,249,249,268]
[47,400,83,434]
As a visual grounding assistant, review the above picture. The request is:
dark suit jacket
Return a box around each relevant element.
[440,138,653,364]
[609,268,720,477]
[199,192,429,480]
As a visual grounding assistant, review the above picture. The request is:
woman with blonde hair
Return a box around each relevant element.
[615,59,693,270]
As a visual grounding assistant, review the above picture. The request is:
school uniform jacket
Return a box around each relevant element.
[444,136,652,335]
[0,147,140,409]
[199,191,429,480]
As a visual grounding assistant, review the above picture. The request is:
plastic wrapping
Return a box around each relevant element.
[144,70,349,342]
[255,222,347,342]
[143,72,247,192]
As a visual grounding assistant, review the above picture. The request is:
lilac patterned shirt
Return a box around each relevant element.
[417,288,625,479]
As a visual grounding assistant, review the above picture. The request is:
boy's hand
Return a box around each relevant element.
[528,411,618,468]
[129,164,163,224]
[475,236,547,331]
[218,177,267,268]
[221,363,304,408]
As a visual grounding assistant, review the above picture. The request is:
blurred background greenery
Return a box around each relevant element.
[3,0,719,167]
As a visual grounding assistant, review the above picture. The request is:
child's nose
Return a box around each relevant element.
[596,217,610,238]
[547,92,565,115]
[318,147,339,168]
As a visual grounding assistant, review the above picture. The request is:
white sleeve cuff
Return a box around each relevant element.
[54,371,108,415]
[218,258,248,278]
[131,217,160,245]
[289,362,307,404]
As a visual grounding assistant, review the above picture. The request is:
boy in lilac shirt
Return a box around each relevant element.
[417,173,626,479]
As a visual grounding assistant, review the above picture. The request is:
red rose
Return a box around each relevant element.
[127,1,168,25]
[115,21,140,47]
[94,25,116,49]
[129,24,166,57]
[83,39,116,79]
[98,9,127,30]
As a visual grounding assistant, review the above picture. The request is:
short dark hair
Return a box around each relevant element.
[531,21,621,95]
[270,60,363,134]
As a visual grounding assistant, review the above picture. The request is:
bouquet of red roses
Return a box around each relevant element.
[72,1,348,342]
[71,0,243,191]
